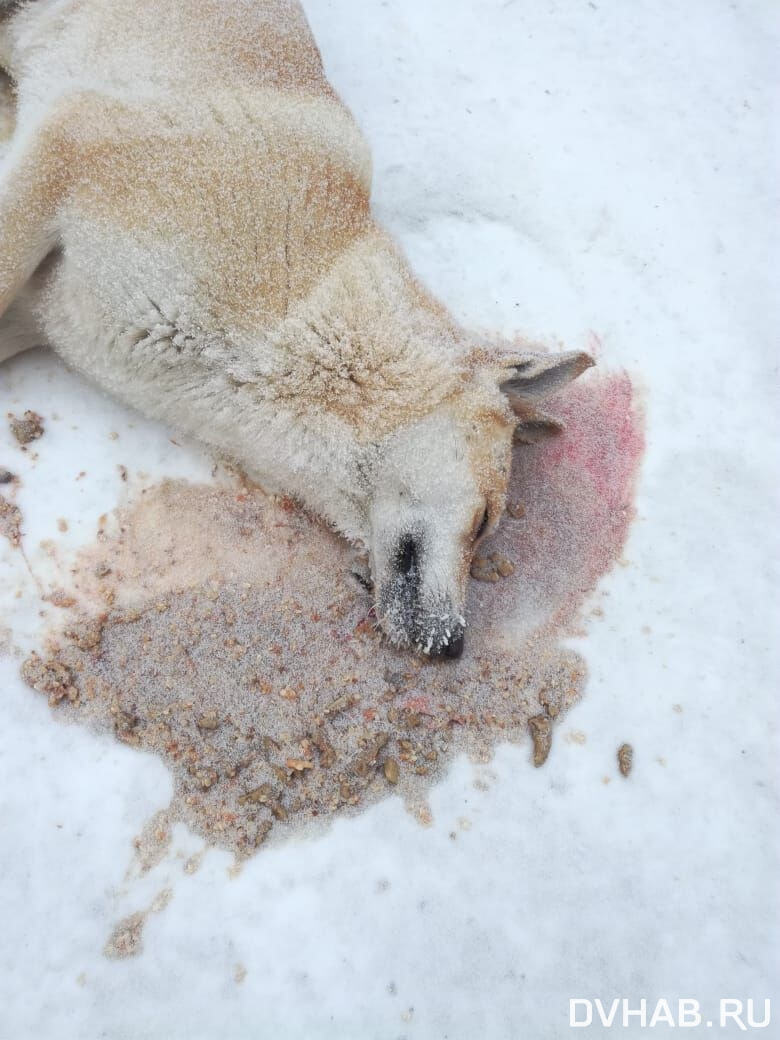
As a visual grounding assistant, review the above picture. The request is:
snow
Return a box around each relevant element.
[0,1,778,1037]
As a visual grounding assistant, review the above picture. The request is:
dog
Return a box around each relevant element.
[0,0,592,656]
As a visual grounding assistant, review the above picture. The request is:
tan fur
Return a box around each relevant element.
[0,0,591,653]
[61,92,371,324]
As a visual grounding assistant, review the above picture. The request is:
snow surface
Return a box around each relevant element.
[1,1,778,1037]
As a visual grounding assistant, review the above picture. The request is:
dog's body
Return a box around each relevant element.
[0,0,591,655]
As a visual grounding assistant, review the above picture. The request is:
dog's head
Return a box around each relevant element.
[367,350,593,656]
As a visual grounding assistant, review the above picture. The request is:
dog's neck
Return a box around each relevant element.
[258,228,468,433]
[203,229,471,539]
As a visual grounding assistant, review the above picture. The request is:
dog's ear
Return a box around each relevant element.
[498,351,594,406]
[495,350,594,443]
[511,411,564,444]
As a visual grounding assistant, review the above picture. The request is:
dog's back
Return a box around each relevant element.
[2,0,334,108]
[0,0,374,346]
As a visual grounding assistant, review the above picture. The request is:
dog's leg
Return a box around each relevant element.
[0,70,15,156]
[0,280,48,362]
[0,120,65,333]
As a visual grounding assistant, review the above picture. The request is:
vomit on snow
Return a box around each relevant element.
[48,588,77,609]
[23,551,585,859]
[21,371,643,862]
[565,729,587,745]
[183,849,206,875]
[103,888,172,959]
[383,757,400,784]
[129,810,173,877]
[21,652,78,706]
[104,912,145,959]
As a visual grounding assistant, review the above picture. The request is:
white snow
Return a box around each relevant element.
[0,1,777,1037]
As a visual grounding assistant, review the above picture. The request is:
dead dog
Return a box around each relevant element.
[0,0,592,655]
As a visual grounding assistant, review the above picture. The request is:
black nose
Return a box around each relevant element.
[438,631,464,659]
[396,536,418,575]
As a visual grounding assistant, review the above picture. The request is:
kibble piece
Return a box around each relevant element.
[192,767,219,790]
[196,710,220,731]
[311,729,336,768]
[115,711,140,745]
[470,556,499,583]
[492,554,515,578]
[354,732,390,777]
[324,693,357,718]
[506,501,526,519]
[239,784,274,805]
[285,757,313,772]
[270,801,287,822]
[618,743,633,777]
[383,757,400,784]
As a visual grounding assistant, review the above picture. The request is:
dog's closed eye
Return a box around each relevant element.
[472,506,489,541]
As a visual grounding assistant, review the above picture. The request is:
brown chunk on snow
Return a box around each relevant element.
[528,715,552,767]
[9,411,44,445]
[618,743,633,777]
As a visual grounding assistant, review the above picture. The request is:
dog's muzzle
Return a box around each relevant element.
[376,576,466,658]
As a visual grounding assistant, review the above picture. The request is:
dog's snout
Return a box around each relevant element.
[376,540,466,657]
[440,631,464,659]
[430,626,465,660]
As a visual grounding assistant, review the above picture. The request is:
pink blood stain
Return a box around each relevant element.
[468,370,645,639]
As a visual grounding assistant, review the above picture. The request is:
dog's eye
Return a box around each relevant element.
[474,507,489,540]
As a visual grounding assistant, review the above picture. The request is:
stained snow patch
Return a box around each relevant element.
[21,370,643,864]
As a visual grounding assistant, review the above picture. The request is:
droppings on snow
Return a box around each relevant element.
[9,410,45,445]
[528,715,553,767]
[618,742,634,777]
[23,370,643,865]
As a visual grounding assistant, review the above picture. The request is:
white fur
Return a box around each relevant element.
[0,0,591,653]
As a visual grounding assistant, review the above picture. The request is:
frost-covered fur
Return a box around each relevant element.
[0,0,592,655]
